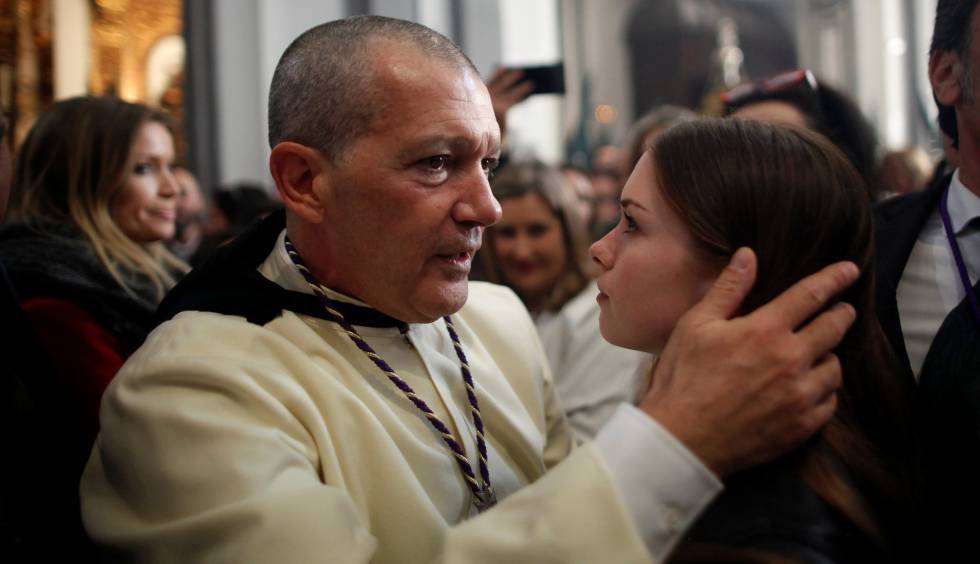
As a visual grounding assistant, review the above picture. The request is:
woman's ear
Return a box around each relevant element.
[270,142,328,224]
[930,50,964,107]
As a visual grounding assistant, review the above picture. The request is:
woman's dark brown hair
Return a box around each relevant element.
[651,117,916,557]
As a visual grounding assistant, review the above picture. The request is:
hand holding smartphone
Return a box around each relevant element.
[506,62,565,95]
[485,62,565,137]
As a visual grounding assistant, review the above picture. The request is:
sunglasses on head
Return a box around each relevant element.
[720,69,819,109]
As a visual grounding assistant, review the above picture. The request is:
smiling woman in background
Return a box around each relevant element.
[481,160,650,440]
[0,96,188,454]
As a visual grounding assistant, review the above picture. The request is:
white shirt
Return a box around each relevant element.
[897,169,980,379]
[535,280,652,440]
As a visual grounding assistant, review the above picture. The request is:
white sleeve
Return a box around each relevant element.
[81,312,711,564]
[80,313,652,564]
[593,403,723,561]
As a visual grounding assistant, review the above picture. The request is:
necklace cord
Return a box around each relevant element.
[939,185,980,330]
[283,237,496,509]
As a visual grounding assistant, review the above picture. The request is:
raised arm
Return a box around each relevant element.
[485,67,534,140]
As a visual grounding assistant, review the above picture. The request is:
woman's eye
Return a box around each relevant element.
[622,212,637,233]
[527,224,551,238]
[495,225,516,239]
[133,163,151,174]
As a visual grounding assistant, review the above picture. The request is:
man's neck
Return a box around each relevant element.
[955,128,980,198]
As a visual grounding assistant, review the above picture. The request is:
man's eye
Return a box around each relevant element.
[426,156,449,171]
[482,157,499,178]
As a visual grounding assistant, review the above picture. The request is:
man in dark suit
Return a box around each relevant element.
[875,0,980,556]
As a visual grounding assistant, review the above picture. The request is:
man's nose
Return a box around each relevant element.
[454,168,502,227]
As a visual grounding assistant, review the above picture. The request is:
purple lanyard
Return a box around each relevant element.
[938,184,980,329]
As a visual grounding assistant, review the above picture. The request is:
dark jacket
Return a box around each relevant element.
[0,223,160,439]
[873,173,980,558]
[674,461,883,564]
[0,271,100,561]
[0,223,162,562]
[0,223,158,351]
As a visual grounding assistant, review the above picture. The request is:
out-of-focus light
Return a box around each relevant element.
[887,37,907,56]
[595,104,618,124]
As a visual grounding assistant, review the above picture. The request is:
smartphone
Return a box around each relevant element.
[510,62,565,95]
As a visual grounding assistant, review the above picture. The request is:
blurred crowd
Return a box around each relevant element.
[1,2,978,563]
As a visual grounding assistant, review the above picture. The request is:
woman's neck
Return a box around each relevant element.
[521,293,547,315]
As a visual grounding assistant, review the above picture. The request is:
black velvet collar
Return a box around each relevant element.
[155,210,407,329]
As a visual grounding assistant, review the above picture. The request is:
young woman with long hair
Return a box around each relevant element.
[591,118,917,562]
[482,161,650,439]
[0,96,188,448]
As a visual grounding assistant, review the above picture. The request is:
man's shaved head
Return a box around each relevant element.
[268,15,477,160]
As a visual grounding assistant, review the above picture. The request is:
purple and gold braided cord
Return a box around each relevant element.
[443,318,491,486]
[284,238,493,504]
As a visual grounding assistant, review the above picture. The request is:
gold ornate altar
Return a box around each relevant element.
[1,0,184,145]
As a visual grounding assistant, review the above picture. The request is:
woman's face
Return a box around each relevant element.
[490,192,569,307]
[111,120,179,243]
[590,153,720,353]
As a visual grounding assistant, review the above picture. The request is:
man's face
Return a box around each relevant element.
[315,49,502,323]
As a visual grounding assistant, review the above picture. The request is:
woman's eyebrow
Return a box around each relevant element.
[620,198,648,212]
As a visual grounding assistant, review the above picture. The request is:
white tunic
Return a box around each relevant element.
[80,231,719,563]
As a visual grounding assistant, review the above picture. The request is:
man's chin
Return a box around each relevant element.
[408,282,469,323]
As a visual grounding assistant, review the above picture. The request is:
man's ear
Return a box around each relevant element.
[930,50,964,106]
[270,142,329,224]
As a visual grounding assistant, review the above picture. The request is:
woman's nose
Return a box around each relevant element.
[160,169,180,198]
[590,235,612,270]
[511,234,535,259]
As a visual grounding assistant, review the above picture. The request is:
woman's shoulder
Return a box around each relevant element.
[680,466,883,563]
[0,223,100,288]
[1,222,157,347]
[0,222,95,270]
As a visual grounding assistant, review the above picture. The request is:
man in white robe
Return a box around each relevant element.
[81,16,858,563]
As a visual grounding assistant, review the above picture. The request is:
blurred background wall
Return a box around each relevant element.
[0,0,940,192]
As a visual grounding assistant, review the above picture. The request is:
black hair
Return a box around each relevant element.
[930,0,980,145]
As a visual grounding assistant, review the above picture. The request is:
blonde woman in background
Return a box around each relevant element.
[0,96,187,456]
[481,160,650,440]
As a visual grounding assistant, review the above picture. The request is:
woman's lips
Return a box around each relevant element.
[596,283,609,303]
[507,262,538,276]
[151,208,177,221]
